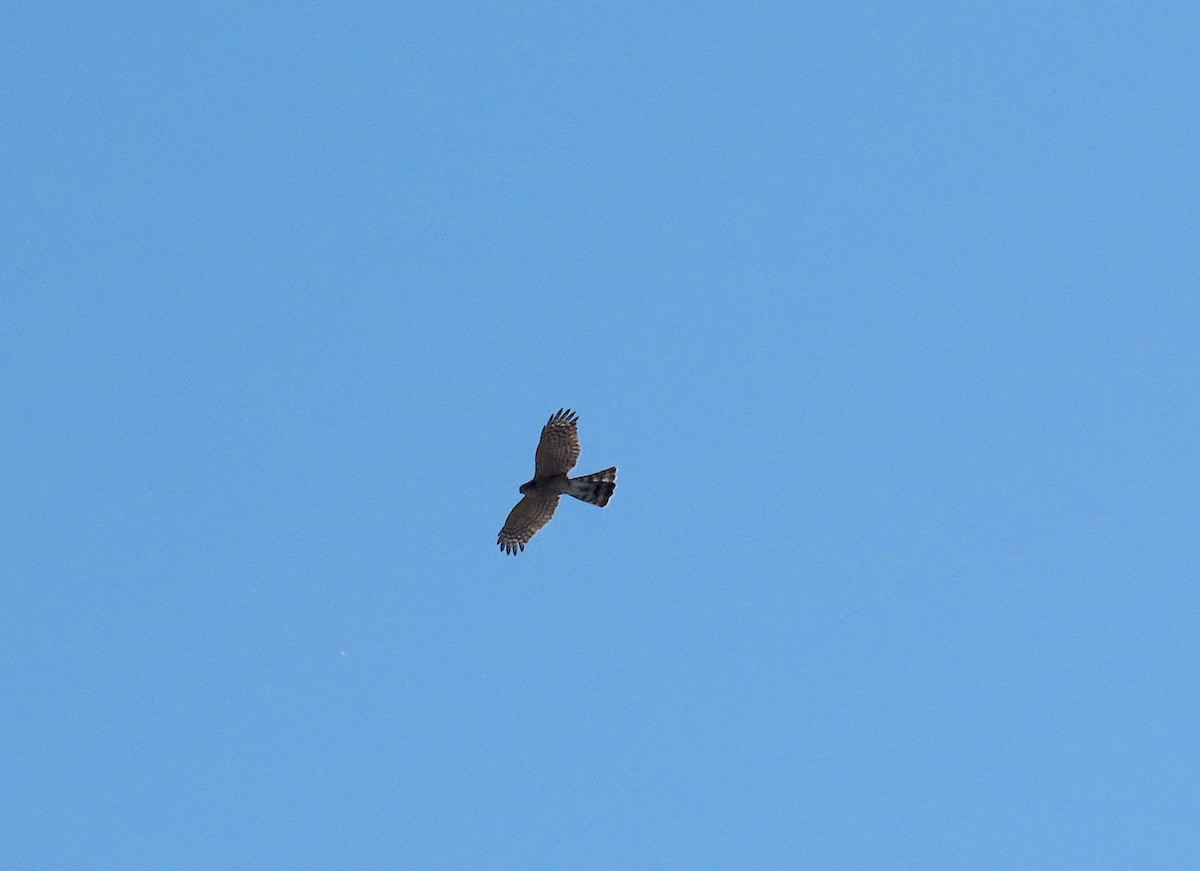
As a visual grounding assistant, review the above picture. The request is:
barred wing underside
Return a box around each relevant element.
[498,495,559,555]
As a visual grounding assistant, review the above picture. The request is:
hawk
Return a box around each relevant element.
[498,409,617,555]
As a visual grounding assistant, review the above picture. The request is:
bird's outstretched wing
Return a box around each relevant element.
[533,408,581,477]
[498,495,560,555]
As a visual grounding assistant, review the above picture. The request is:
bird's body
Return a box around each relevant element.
[498,409,616,554]
[519,475,571,497]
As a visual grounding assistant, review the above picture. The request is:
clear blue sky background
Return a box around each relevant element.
[4,3,1197,868]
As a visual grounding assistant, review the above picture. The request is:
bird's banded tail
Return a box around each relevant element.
[567,467,617,507]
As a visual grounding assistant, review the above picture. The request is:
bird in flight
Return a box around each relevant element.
[498,409,617,555]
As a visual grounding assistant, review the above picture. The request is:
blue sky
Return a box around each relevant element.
[4,3,1198,868]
